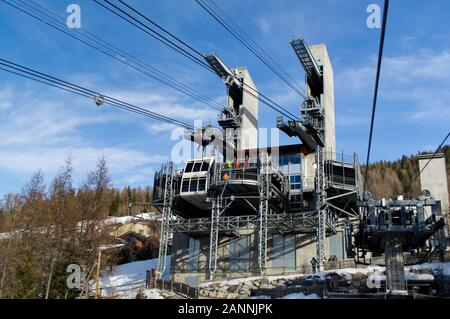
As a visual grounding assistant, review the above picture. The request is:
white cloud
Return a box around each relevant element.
[0,84,199,192]
[0,86,15,110]
[380,51,450,83]
[338,50,450,91]
[255,17,271,34]
[104,89,218,122]
[147,123,177,134]
[335,49,450,123]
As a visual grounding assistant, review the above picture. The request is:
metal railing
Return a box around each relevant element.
[146,270,198,299]
[325,151,355,165]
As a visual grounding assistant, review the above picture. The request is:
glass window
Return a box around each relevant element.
[272,234,296,268]
[198,178,206,191]
[229,236,250,271]
[279,154,301,166]
[185,162,194,173]
[289,174,302,190]
[188,237,200,271]
[181,179,190,192]
[279,154,288,166]
[189,178,198,192]
[290,175,301,183]
[193,162,202,172]
[289,154,301,165]
[201,161,210,171]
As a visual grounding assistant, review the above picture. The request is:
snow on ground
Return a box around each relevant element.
[143,289,164,299]
[200,261,450,290]
[97,257,171,299]
[281,293,320,299]
[199,272,314,288]
[101,212,161,226]
[406,262,450,276]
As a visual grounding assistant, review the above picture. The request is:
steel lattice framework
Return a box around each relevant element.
[315,146,327,271]
[156,161,175,277]
[258,151,270,273]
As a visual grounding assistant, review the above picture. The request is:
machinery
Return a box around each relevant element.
[345,192,447,295]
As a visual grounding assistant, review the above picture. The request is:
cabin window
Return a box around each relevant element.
[289,175,301,190]
[188,237,201,271]
[289,154,301,165]
[193,162,202,172]
[189,178,198,192]
[229,236,250,271]
[185,162,194,173]
[198,178,206,191]
[272,234,296,269]
[279,154,301,166]
[182,180,190,192]
[201,161,210,171]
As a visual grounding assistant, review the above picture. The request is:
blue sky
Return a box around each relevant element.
[0,0,449,196]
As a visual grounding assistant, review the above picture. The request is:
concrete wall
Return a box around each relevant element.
[298,44,336,187]
[309,44,336,158]
[171,228,343,285]
[418,153,450,233]
[236,67,258,151]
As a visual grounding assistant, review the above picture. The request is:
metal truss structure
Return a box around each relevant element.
[258,151,270,273]
[156,161,175,277]
[315,146,327,271]
[153,151,362,280]
[168,212,319,233]
[152,39,365,281]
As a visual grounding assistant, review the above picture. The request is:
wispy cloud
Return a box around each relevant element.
[147,123,177,134]
[335,49,450,123]
[0,83,195,193]
[0,85,15,110]
[255,17,271,34]
[105,89,218,122]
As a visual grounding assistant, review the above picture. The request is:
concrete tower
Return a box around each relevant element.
[231,66,258,151]
[308,44,336,154]
[418,153,450,234]
[206,54,259,160]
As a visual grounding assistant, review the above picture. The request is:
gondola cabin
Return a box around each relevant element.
[180,157,215,209]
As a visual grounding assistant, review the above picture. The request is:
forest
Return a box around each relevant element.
[364,145,449,198]
[0,157,153,298]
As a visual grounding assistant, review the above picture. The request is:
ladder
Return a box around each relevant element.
[291,38,323,94]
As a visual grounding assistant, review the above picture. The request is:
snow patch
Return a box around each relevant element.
[98,257,171,299]
[143,288,164,299]
[281,292,320,299]
[101,212,161,226]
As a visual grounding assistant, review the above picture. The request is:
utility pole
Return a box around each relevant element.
[95,248,102,299]
[45,256,56,299]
